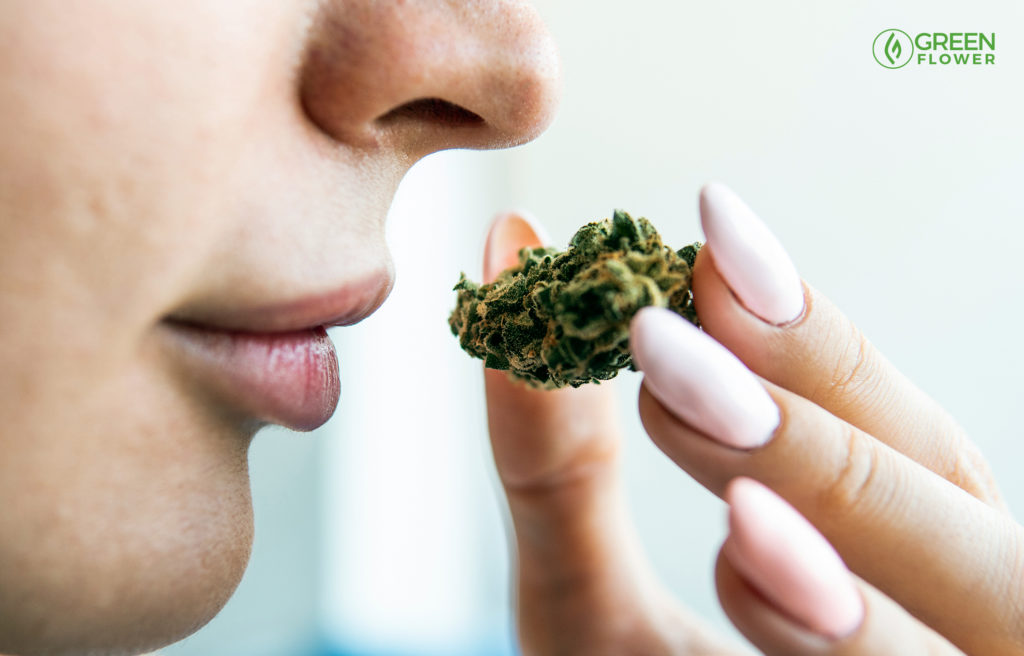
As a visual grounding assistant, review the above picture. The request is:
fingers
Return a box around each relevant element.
[631,308,1024,655]
[692,183,1002,507]
[716,479,963,656]
[482,211,738,654]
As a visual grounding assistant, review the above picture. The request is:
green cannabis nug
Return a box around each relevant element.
[449,210,702,389]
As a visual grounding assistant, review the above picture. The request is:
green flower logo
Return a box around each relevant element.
[873,29,914,69]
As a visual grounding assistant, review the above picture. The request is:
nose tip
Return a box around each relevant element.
[299,0,561,157]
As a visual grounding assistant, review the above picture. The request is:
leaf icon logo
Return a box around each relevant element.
[885,32,902,65]
[873,29,914,69]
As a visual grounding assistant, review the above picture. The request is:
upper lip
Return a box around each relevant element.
[164,268,395,333]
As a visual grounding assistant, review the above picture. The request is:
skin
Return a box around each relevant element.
[0,1,557,654]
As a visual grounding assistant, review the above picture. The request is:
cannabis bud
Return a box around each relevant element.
[448,210,702,389]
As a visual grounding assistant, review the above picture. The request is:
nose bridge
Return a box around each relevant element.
[299,0,561,154]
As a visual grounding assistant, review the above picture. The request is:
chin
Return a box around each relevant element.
[0,464,255,656]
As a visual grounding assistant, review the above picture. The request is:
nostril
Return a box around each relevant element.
[376,97,486,129]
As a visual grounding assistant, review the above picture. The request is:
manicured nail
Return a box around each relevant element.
[699,183,804,325]
[483,210,550,282]
[630,307,779,449]
[725,477,864,640]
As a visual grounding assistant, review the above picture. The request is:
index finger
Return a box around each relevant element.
[693,183,1002,508]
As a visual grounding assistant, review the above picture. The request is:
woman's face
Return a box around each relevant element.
[0,1,558,653]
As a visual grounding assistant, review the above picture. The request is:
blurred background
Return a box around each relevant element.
[163,1,1024,654]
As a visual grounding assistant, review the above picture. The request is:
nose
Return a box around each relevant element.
[299,0,562,159]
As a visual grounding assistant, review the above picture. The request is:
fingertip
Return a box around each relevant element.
[714,544,838,654]
[725,477,864,641]
[698,181,731,217]
[482,209,550,282]
[723,476,758,513]
[627,305,670,373]
[629,308,778,451]
[697,182,804,326]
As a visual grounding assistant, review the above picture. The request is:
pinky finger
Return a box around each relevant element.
[716,478,962,656]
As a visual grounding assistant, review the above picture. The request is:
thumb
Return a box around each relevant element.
[482,209,550,282]
[482,210,619,491]
[482,209,623,546]
[481,210,738,654]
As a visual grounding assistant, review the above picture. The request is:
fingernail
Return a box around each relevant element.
[699,183,804,325]
[725,477,864,640]
[483,210,550,282]
[630,307,779,449]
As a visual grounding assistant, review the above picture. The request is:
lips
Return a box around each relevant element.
[160,270,393,432]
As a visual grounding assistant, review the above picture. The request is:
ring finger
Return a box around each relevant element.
[716,478,962,656]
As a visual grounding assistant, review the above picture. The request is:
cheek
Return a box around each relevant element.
[1,3,299,653]
[0,351,256,656]
[0,0,304,335]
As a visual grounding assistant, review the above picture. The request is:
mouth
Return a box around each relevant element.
[159,270,394,432]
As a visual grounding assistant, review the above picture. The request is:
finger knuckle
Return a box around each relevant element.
[817,422,884,518]
[819,324,883,415]
[811,317,884,413]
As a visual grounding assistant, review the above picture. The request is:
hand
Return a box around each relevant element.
[482,210,750,655]
[629,184,1020,654]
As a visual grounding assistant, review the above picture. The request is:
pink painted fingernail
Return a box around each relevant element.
[630,307,779,450]
[725,477,864,640]
[483,210,550,282]
[699,183,805,325]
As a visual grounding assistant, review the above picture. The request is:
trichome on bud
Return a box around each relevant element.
[448,210,702,389]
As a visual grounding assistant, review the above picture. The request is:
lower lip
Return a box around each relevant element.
[161,322,341,432]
